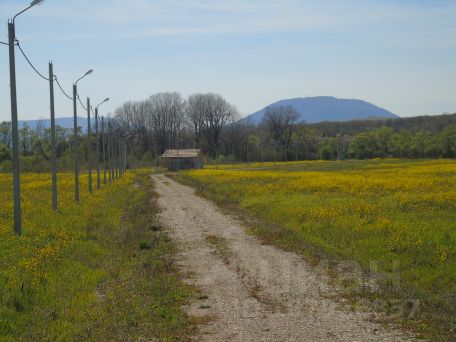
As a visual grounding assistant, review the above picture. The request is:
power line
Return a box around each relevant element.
[77,95,87,111]
[0,41,9,46]
[12,38,97,121]
[54,76,73,101]
[15,39,75,102]
[16,40,49,81]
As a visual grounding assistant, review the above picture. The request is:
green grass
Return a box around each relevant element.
[85,173,195,341]
[174,159,456,341]
[0,171,194,341]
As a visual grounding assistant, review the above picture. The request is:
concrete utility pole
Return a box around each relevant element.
[87,97,92,193]
[49,62,57,210]
[95,98,109,189]
[8,20,21,235]
[108,123,112,183]
[101,117,107,184]
[73,69,93,203]
[116,140,119,178]
[154,143,158,174]
[8,0,49,234]
[95,108,100,189]
[111,133,114,180]
[123,140,127,175]
[72,84,79,203]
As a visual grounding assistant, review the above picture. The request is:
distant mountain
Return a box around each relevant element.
[18,117,94,132]
[243,96,399,124]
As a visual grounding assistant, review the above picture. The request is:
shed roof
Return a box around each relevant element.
[162,149,202,158]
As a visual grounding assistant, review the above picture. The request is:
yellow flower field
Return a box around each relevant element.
[0,172,135,339]
[180,159,456,339]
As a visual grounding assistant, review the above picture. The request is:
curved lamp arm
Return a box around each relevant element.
[14,0,45,22]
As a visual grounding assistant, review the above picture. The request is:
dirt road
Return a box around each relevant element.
[153,174,413,341]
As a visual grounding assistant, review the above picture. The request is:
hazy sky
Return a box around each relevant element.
[0,0,455,121]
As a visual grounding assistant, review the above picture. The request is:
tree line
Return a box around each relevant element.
[113,92,238,161]
[1,91,455,172]
[0,120,80,172]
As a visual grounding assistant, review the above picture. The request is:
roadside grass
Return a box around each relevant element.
[0,171,194,341]
[173,159,456,341]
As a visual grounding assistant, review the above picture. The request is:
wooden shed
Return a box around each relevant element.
[161,149,203,171]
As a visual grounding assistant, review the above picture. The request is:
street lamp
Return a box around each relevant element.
[101,116,107,184]
[8,0,46,236]
[73,69,93,203]
[121,133,133,177]
[108,122,122,182]
[95,98,109,189]
[13,0,45,22]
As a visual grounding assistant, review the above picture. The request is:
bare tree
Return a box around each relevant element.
[32,119,49,160]
[145,92,185,153]
[185,94,205,148]
[199,93,238,158]
[113,92,236,159]
[263,105,299,161]
[115,100,149,157]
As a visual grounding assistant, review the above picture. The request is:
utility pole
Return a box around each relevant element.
[111,132,115,180]
[49,62,57,210]
[232,143,235,169]
[121,141,124,177]
[154,143,158,174]
[116,140,119,178]
[116,139,119,178]
[108,123,112,183]
[102,117,107,184]
[73,69,93,203]
[94,98,109,188]
[7,0,47,234]
[87,97,92,193]
[123,141,126,176]
[95,108,100,189]
[122,140,126,175]
[120,140,123,176]
[73,84,79,203]
[111,133,115,180]
[8,20,21,235]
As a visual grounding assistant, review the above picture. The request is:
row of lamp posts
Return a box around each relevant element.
[4,0,127,236]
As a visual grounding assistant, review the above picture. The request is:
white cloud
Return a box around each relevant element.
[1,0,456,120]
[2,0,455,46]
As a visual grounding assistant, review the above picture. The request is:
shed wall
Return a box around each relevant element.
[163,157,203,171]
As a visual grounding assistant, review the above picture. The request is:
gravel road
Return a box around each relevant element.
[153,174,414,342]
